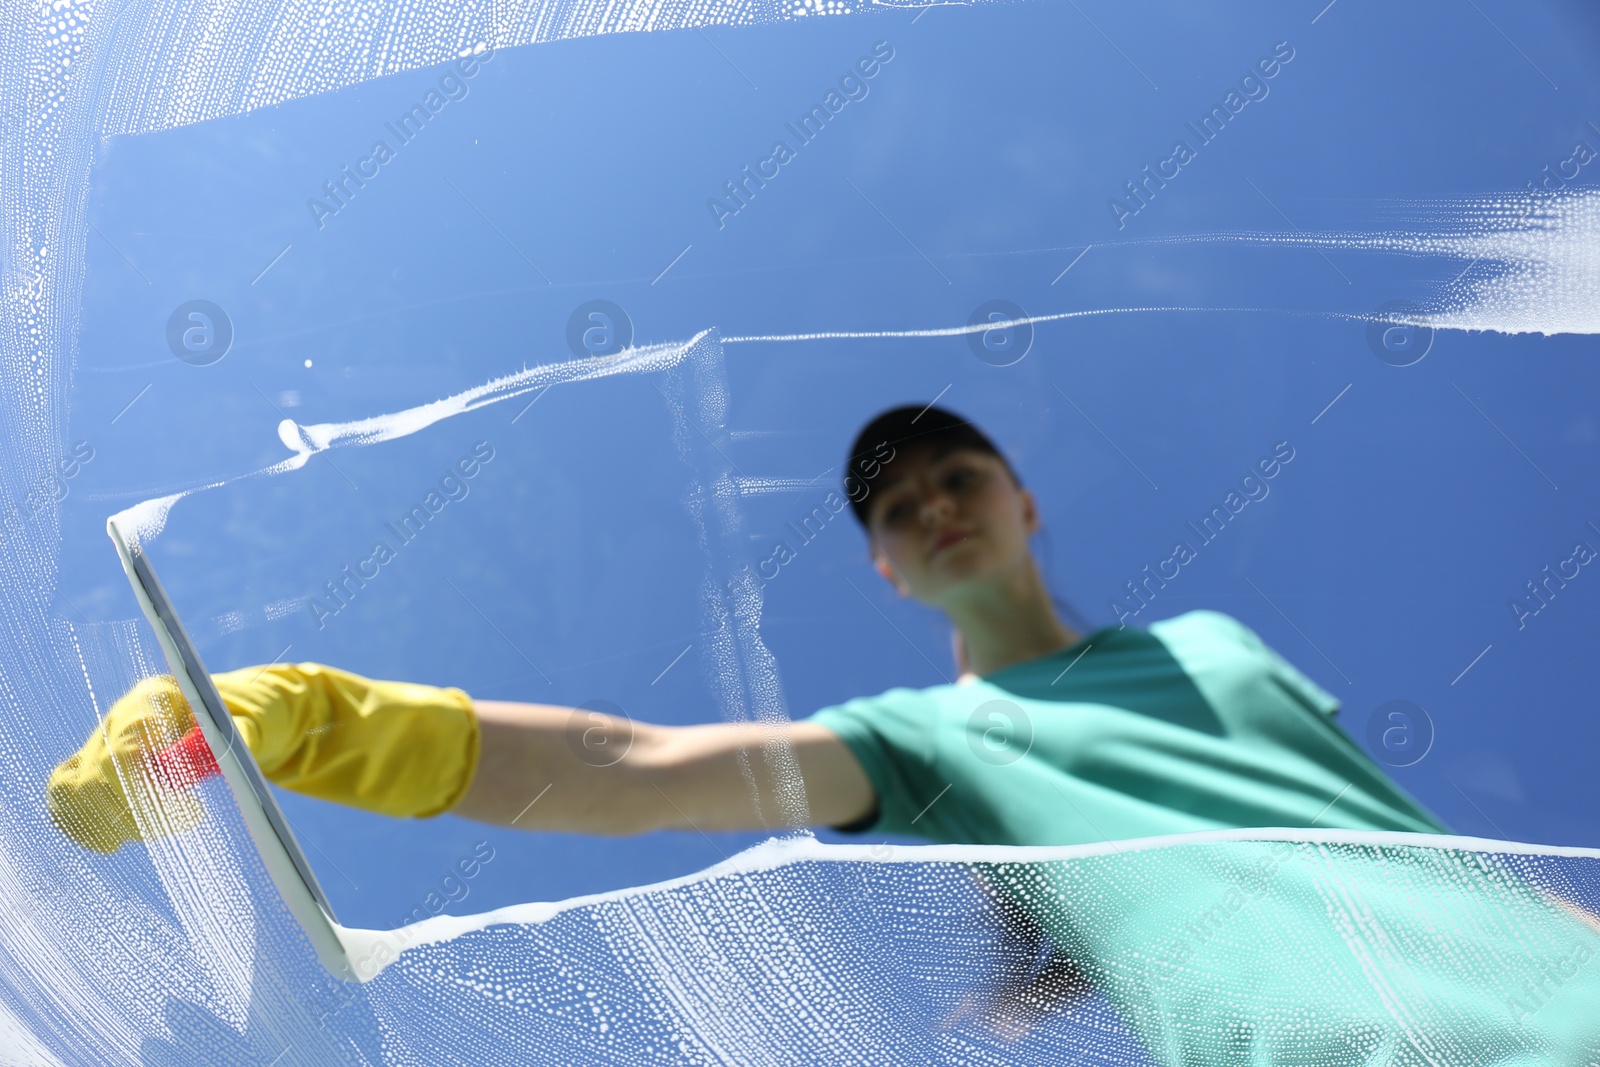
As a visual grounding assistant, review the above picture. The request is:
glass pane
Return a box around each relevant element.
[14,0,1600,1062]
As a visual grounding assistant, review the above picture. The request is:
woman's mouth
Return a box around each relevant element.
[931,529,972,555]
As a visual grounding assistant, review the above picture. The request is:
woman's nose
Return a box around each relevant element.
[918,492,955,523]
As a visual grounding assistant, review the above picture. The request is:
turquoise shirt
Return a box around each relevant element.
[808,609,1448,845]
[808,611,1600,1063]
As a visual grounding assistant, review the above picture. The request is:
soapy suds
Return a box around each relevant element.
[1139,190,1600,337]
[367,825,1600,964]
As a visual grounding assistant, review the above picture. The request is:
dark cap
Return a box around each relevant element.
[842,405,1019,528]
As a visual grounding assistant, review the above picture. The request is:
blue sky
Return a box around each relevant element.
[57,0,1600,936]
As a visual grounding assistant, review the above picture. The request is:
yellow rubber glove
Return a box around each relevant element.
[47,663,481,855]
[46,674,209,854]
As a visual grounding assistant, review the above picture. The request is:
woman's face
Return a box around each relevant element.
[865,445,1040,605]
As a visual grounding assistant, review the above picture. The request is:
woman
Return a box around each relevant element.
[47,405,1600,1062]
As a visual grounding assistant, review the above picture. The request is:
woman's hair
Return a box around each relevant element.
[842,404,1020,528]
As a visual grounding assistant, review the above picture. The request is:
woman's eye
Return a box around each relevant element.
[884,500,911,523]
[945,467,976,490]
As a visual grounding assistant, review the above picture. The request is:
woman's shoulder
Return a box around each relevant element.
[1149,608,1341,717]
[1147,608,1263,648]
[805,682,943,724]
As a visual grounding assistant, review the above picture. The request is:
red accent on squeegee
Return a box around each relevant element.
[151,725,222,790]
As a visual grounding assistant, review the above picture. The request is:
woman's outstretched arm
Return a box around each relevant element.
[45,664,876,855]
[453,700,878,836]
